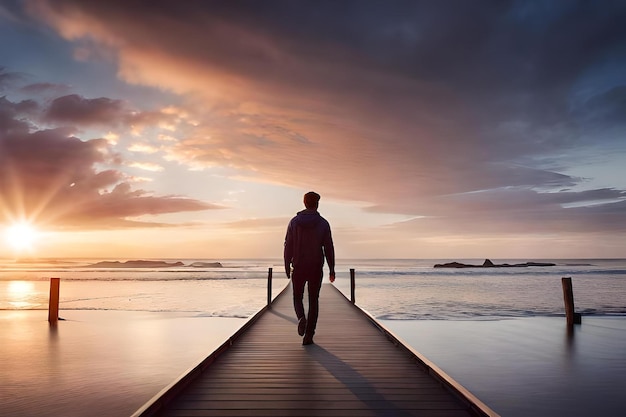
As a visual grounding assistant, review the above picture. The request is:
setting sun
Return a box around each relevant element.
[4,222,38,252]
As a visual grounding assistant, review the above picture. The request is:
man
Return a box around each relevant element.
[284,191,335,345]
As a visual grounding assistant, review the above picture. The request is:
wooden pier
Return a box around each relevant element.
[132,282,499,417]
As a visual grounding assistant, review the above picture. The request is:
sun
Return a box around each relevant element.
[4,222,39,251]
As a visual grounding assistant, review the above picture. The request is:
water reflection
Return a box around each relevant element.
[564,321,579,355]
[1,310,247,417]
[383,317,626,417]
[49,321,59,340]
[6,281,36,308]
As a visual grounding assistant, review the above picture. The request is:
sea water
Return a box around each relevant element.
[1,258,625,416]
[3,258,625,318]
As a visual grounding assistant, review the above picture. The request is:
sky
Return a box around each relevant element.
[1,0,625,260]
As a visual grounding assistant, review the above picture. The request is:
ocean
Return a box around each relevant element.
[1,258,625,416]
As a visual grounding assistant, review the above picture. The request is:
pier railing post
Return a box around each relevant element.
[267,267,273,307]
[350,268,356,304]
[48,277,60,324]
[561,277,581,326]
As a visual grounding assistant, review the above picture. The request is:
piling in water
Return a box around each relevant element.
[562,277,582,326]
[48,277,60,324]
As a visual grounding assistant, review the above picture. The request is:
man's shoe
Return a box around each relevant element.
[302,334,314,345]
[297,317,307,336]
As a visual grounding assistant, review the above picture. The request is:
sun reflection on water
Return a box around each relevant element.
[7,281,36,308]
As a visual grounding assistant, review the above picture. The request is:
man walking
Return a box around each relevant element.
[284,191,335,345]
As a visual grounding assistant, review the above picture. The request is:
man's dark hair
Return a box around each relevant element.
[304,191,320,209]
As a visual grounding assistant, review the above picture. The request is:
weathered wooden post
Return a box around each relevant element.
[561,277,581,326]
[350,268,356,304]
[48,277,60,324]
[267,267,273,307]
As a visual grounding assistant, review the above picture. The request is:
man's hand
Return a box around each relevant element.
[329,272,336,283]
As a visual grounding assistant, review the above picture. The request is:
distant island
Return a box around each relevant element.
[434,259,556,268]
[85,260,185,268]
[84,260,223,268]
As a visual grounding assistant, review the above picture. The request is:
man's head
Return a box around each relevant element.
[303,191,321,209]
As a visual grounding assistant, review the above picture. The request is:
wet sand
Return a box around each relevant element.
[0,310,245,417]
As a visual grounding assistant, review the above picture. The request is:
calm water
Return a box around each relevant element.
[1,258,625,416]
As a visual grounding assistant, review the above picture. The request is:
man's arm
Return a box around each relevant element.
[323,223,335,282]
[283,222,293,278]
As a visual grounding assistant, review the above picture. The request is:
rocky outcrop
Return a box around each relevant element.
[434,259,555,268]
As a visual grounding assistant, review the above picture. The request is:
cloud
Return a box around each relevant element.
[0,95,38,135]
[0,67,24,91]
[127,161,163,172]
[22,0,626,238]
[43,94,127,125]
[39,93,182,135]
[20,82,71,96]
[388,192,626,237]
[128,142,160,154]
[0,95,220,230]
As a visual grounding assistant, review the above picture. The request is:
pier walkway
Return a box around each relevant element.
[133,283,498,417]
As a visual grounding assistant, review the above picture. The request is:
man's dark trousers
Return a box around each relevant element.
[292,267,323,336]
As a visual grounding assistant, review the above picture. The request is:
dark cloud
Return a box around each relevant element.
[39,93,178,130]
[1,68,173,129]
[43,94,127,125]
[0,95,220,229]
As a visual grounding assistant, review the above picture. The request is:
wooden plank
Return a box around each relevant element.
[134,283,498,417]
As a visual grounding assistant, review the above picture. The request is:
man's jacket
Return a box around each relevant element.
[284,209,335,275]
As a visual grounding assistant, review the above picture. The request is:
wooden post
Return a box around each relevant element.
[48,277,60,324]
[350,268,356,304]
[561,277,581,326]
[267,267,273,307]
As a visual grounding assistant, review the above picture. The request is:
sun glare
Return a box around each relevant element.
[5,222,38,251]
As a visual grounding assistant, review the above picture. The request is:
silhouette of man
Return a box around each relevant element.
[284,191,335,345]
